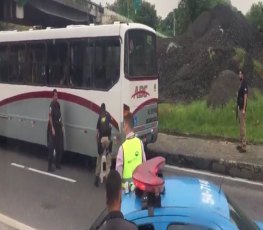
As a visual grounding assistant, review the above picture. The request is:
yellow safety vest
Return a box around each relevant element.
[122,137,143,181]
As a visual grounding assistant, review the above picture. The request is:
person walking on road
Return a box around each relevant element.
[94,103,112,187]
[116,112,146,187]
[236,70,248,153]
[47,89,64,172]
[98,170,138,230]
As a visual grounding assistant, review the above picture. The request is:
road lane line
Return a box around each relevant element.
[11,163,25,168]
[165,164,263,187]
[11,163,76,183]
[28,167,76,183]
[0,212,37,230]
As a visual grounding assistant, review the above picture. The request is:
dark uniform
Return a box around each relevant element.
[237,79,248,111]
[237,79,248,151]
[98,211,138,230]
[47,100,63,171]
[96,111,112,155]
[94,109,112,186]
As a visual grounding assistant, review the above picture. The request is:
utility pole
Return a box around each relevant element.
[127,0,130,20]
[173,10,176,37]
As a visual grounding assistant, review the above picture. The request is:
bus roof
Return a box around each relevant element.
[0,23,156,43]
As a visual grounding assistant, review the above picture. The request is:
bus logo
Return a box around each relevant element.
[131,85,150,99]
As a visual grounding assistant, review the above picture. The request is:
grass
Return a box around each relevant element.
[158,91,263,144]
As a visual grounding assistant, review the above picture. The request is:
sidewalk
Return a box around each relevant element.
[147,133,263,181]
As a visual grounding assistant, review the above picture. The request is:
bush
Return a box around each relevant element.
[233,47,246,69]
[253,59,263,78]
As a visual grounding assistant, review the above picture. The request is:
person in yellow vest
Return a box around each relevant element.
[116,112,146,186]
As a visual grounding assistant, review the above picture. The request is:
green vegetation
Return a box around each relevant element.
[0,21,29,31]
[158,91,263,144]
[108,0,158,29]
[233,47,246,69]
[246,1,263,32]
[108,0,231,36]
[253,59,263,79]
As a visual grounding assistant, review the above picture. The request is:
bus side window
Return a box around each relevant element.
[94,37,120,90]
[94,41,106,89]
[106,46,120,85]
[0,46,9,83]
[23,45,32,85]
[70,43,83,87]
[8,45,24,83]
[68,37,120,90]
[82,40,95,88]
[47,41,68,86]
[31,43,47,85]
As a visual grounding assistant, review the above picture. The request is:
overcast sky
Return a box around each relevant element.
[96,0,262,18]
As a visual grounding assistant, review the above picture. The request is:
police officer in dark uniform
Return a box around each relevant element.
[236,70,248,153]
[96,103,112,155]
[94,103,112,187]
[98,170,138,230]
[47,89,64,172]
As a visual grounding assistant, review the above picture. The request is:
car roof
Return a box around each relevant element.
[121,176,230,220]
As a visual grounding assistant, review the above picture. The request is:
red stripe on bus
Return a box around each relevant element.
[132,98,158,115]
[0,91,119,131]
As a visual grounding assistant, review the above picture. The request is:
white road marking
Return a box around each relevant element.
[165,164,263,187]
[0,212,37,230]
[11,163,76,183]
[10,163,25,168]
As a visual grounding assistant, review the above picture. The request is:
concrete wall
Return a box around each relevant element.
[101,8,132,24]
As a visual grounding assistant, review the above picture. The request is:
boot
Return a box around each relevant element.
[48,165,54,172]
[94,176,99,187]
[56,164,62,169]
[48,160,54,172]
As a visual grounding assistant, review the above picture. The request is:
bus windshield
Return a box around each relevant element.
[125,29,157,78]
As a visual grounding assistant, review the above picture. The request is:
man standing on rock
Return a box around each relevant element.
[236,70,248,153]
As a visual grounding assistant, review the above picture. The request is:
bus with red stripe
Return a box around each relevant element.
[0,22,158,157]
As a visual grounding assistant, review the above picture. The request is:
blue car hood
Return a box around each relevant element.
[256,221,263,230]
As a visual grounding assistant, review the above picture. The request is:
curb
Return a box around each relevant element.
[147,147,263,182]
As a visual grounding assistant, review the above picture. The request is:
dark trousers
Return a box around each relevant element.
[239,110,246,149]
[48,126,63,170]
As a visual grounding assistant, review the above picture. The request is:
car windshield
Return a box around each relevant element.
[227,195,259,230]
[124,29,157,78]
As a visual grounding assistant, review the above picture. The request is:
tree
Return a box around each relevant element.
[174,0,231,34]
[108,0,135,20]
[246,2,263,32]
[108,0,158,29]
[134,1,158,29]
[158,10,176,37]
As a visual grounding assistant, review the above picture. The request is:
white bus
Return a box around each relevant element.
[0,22,158,157]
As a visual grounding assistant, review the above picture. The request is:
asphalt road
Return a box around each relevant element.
[0,142,262,230]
